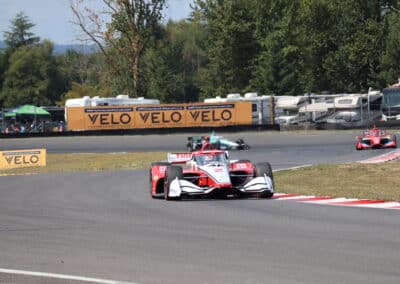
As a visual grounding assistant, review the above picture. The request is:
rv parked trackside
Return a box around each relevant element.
[204,93,272,125]
[381,80,400,121]
[64,95,160,122]
[299,91,382,124]
[274,96,308,125]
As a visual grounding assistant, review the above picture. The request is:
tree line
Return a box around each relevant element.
[1,0,400,109]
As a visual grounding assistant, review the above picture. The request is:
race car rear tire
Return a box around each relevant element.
[240,144,250,150]
[214,140,221,150]
[236,139,250,150]
[392,134,397,148]
[255,162,274,198]
[150,162,170,199]
[164,165,183,200]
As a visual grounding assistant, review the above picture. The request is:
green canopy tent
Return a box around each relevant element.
[4,105,51,132]
[4,112,16,118]
[5,105,50,116]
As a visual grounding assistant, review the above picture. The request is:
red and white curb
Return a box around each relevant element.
[272,193,400,210]
[271,151,400,210]
[359,149,400,163]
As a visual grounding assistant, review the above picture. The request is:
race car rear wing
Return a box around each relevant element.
[167,152,192,164]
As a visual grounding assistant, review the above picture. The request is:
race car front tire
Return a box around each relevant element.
[150,162,170,198]
[355,139,362,150]
[164,165,183,200]
[255,162,274,198]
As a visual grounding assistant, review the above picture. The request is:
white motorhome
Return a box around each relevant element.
[65,95,160,107]
[299,100,335,122]
[302,92,382,124]
[275,96,308,125]
[329,92,382,123]
[65,95,160,122]
[204,92,272,125]
[381,81,400,121]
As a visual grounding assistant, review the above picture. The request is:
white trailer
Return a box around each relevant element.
[65,95,160,122]
[204,92,272,125]
[275,96,308,125]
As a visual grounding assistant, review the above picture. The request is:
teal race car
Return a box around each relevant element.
[186,132,250,152]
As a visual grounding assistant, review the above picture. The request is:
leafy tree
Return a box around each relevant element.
[1,12,40,106]
[170,20,207,102]
[250,1,307,96]
[71,0,167,97]
[321,1,384,92]
[58,49,89,86]
[379,7,400,86]
[143,20,206,103]
[298,0,391,93]
[0,50,10,102]
[246,0,393,96]
[57,82,110,106]
[252,0,291,41]
[3,12,40,50]
[56,49,107,90]
[0,41,65,107]
[193,0,259,97]
[145,42,185,103]
[56,49,111,106]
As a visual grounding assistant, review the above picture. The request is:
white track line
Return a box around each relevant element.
[274,195,314,200]
[273,164,312,172]
[304,197,359,204]
[0,173,37,177]
[0,268,139,284]
[350,202,400,209]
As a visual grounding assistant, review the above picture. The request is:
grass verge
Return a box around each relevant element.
[1,152,399,201]
[0,152,167,174]
[274,162,400,201]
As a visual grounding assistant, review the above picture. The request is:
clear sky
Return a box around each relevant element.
[0,0,193,45]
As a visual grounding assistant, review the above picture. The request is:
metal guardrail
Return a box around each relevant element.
[0,124,281,139]
[1,120,400,139]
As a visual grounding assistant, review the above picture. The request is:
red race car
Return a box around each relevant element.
[355,126,397,150]
[149,150,274,200]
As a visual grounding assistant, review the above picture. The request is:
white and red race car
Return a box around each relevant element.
[149,150,274,200]
[355,126,397,150]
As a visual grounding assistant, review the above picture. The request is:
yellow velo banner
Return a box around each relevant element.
[0,149,46,170]
[134,105,186,128]
[66,106,136,131]
[65,101,253,131]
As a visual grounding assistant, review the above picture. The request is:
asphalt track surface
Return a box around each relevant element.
[1,131,399,284]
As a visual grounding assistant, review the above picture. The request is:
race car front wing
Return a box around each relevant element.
[359,137,396,149]
[167,175,274,198]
